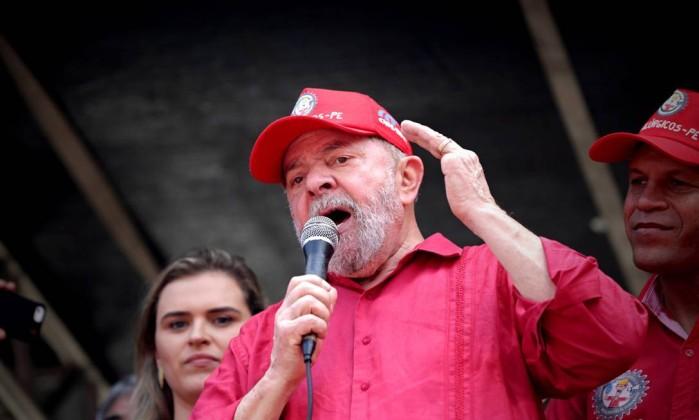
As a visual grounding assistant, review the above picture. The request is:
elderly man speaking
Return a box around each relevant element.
[193,88,647,419]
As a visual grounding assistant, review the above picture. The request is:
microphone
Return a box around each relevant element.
[299,216,339,362]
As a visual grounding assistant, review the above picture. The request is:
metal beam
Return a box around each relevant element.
[518,0,647,294]
[0,361,46,420]
[0,34,160,284]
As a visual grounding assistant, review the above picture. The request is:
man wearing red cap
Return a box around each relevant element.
[192,88,647,419]
[546,88,699,419]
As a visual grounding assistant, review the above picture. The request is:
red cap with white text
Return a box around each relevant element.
[589,88,699,164]
[249,88,412,183]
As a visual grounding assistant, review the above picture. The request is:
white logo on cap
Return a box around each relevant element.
[291,93,317,116]
[657,90,687,116]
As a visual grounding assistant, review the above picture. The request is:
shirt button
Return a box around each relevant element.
[685,348,695,357]
[362,336,372,345]
[360,382,370,391]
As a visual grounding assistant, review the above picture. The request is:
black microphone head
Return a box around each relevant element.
[300,216,339,249]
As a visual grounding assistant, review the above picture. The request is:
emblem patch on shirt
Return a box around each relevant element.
[657,89,687,116]
[292,93,317,116]
[592,369,649,420]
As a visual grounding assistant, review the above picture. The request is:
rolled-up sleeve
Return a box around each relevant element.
[516,238,648,398]
[191,335,249,419]
[192,307,276,420]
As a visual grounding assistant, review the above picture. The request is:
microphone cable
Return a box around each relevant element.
[305,357,313,420]
[303,336,316,420]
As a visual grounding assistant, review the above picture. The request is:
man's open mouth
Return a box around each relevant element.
[322,208,351,226]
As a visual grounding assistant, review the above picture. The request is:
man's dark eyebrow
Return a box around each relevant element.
[629,166,699,175]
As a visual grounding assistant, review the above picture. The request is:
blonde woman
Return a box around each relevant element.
[132,248,264,420]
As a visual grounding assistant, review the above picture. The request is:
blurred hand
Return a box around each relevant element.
[0,279,17,340]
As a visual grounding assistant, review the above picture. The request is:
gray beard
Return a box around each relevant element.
[292,177,403,277]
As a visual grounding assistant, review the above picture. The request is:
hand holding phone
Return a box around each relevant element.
[0,282,47,342]
[0,279,16,340]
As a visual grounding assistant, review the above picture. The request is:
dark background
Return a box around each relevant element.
[0,1,695,417]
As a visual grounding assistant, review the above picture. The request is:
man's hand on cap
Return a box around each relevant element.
[400,120,500,231]
[400,120,462,158]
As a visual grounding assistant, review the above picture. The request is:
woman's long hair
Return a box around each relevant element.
[131,248,265,419]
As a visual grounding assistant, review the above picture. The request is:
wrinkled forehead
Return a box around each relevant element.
[282,129,370,172]
[628,144,699,173]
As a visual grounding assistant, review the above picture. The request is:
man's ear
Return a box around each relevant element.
[396,155,424,205]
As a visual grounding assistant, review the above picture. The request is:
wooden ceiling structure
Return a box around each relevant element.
[0,1,693,417]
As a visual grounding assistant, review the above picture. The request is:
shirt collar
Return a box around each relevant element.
[328,233,462,290]
[642,276,689,340]
[408,233,462,258]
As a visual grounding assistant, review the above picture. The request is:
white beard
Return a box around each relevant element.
[292,175,403,277]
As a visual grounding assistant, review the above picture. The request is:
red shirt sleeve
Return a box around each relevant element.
[191,305,278,419]
[190,330,249,419]
[516,238,648,398]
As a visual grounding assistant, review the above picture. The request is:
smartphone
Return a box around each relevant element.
[0,289,47,342]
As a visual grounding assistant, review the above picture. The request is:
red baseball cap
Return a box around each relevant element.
[589,88,699,165]
[249,88,413,183]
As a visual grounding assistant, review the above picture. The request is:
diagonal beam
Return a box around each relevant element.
[0,361,46,420]
[518,0,647,294]
[0,242,110,401]
[0,34,160,284]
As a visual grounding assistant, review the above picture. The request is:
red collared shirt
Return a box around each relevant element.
[545,277,699,420]
[193,234,646,420]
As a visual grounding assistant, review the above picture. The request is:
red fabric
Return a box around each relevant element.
[589,88,699,165]
[545,280,699,420]
[249,87,412,183]
[192,234,647,419]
